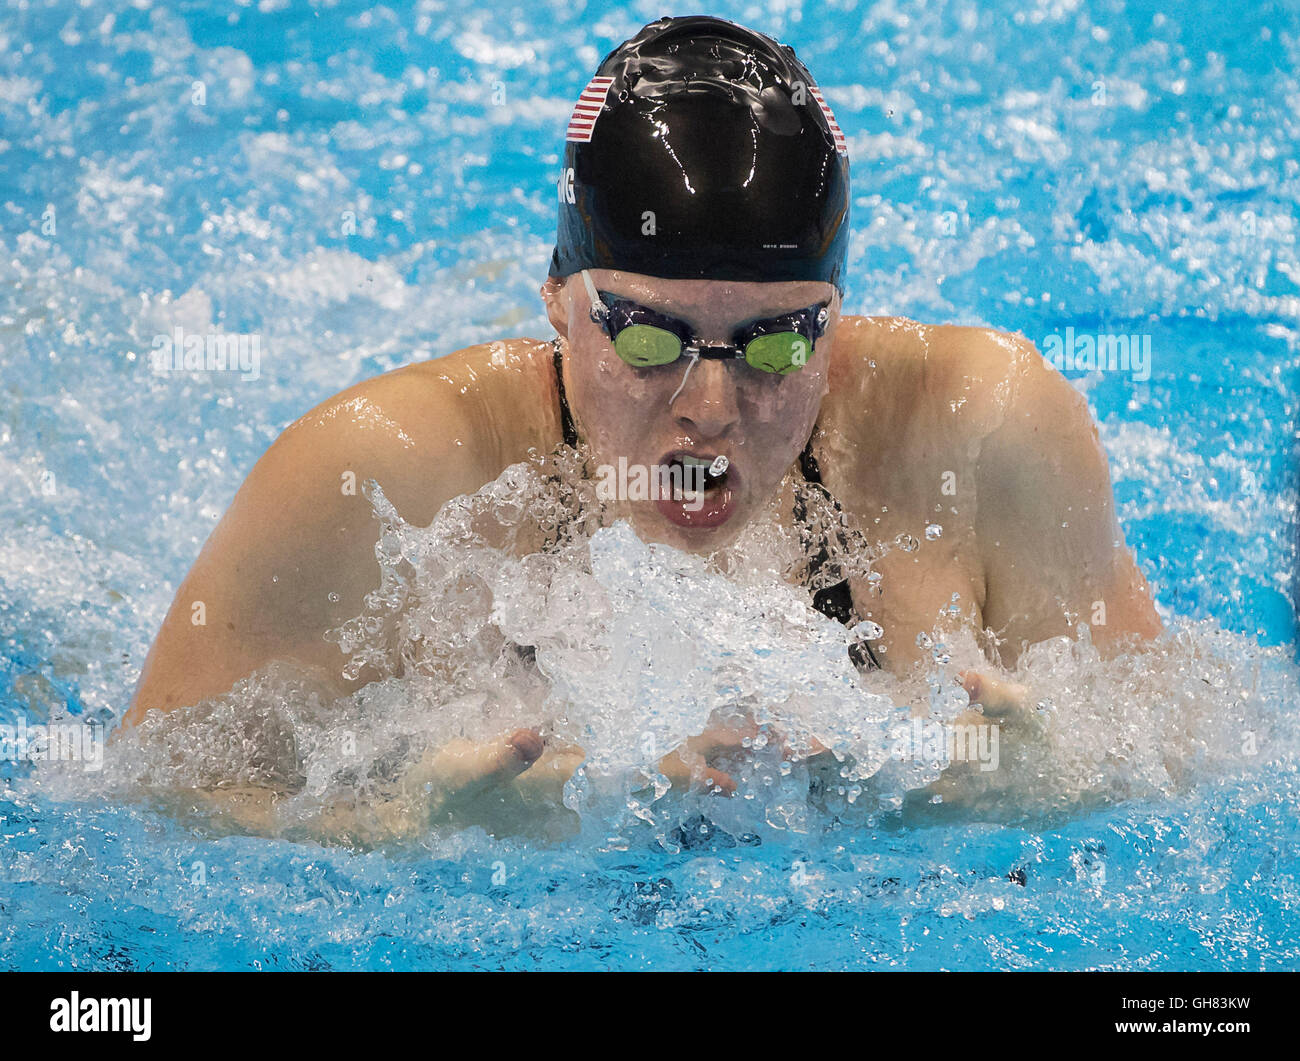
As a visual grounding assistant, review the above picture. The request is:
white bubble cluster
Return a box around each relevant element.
[82,447,1300,845]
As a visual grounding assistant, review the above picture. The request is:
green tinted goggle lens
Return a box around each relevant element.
[613,325,683,367]
[743,332,812,374]
[612,328,813,374]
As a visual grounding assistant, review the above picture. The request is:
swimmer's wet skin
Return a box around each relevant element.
[122,15,1162,843]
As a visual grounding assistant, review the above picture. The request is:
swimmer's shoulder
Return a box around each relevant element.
[268,338,562,525]
[292,337,557,445]
[830,314,1059,443]
[124,338,564,724]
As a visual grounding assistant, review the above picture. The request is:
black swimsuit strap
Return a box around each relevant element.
[794,434,881,671]
[552,336,878,670]
[553,337,579,448]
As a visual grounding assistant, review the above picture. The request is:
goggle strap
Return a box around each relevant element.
[581,269,609,325]
[668,349,701,405]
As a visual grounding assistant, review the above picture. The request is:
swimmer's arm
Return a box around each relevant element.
[124,362,506,726]
[159,728,574,846]
[974,338,1162,667]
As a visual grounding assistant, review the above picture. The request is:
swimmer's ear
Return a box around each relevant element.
[540,275,570,338]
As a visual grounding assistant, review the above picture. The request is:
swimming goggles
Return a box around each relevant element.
[581,269,829,377]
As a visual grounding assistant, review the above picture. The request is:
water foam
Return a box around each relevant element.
[75,447,1298,848]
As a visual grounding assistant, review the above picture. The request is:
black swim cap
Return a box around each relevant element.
[549,15,851,294]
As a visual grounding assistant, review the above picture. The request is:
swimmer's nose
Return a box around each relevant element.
[670,358,738,439]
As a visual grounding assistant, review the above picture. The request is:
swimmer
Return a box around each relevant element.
[124,16,1161,839]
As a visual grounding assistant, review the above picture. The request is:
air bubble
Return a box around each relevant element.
[848,619,884,641]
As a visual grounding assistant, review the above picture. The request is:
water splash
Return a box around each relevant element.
[78,448,1300,848]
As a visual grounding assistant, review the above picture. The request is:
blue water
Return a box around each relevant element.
[1,0,1298,970]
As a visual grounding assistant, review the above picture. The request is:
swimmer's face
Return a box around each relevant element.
[541,269,838,551]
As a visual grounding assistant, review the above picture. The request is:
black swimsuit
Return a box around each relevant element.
[551,339,880,671]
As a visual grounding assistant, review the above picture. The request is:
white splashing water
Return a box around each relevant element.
[74,445,1298,845]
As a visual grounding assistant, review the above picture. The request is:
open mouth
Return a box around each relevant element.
[655,450,739,529]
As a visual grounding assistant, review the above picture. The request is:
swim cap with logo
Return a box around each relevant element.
[548,15,851,294]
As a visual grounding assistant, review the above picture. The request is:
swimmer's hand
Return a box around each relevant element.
[300,729,583,844]
[181,729,583,846]
[656,716,829,797]
[913,669,1035,814]
[405,733,590,816]
[956,670,1030,726]
[400,728,586,828]
[657,737,741,796]
[403,728,546,814]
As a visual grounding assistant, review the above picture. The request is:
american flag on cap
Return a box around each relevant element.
[565,75,615,143]
[809,86,848,156]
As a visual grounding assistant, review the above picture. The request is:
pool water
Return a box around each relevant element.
[1,0,1298,970]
